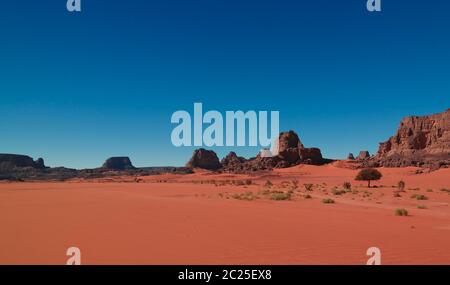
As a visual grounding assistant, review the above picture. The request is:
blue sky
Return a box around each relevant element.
[1,0,449,168]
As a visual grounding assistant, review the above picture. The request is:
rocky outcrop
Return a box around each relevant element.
[375,109,450,168]
[356,151,370,160]
[299,147,323,164]
[102,157,135,170]
[0,154,46,170]
[186,130,328,173]
[186,149,221,170]
[347,153,355,160]
[277,131,303,163]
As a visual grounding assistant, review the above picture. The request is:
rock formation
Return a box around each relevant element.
[0,154,46,170]
[356,151,370,160]
[186,148,221,170]
[375,109,450,168]
[189,130,328,173]
[347,153,355,160]
[102,157,135,170]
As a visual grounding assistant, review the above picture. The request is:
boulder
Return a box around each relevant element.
[186,149,221,170]
[277,130,302,163]
[299,147,323,164]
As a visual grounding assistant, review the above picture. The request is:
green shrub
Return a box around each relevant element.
[332,189,346,195]
[411,194,428,200]
[270,192,291,201]
[232,192,255,201]
[355,168,382,188]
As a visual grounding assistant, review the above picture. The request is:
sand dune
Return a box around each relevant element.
[0,165,449,264]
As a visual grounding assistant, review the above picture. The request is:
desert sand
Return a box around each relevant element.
[0,165,449,265]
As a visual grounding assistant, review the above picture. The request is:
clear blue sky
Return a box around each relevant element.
[1,0,449,168]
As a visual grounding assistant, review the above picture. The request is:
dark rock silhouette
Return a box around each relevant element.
[186,149,221,170]
[347,153,355,160]
[218,130,328,173]
[102,157,135,170]
[0,154,46,169]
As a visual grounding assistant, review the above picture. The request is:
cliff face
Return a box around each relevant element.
[0,154,46,169]
[376,109,450,168]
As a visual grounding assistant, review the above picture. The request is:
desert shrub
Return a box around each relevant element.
[411,194,428,200]
[397,180,406,192]
[292,180,299,189]
[395,208,408,216]
[233,180,246,186]
[270,192,291,201]
[408,187,420,191]
[355,168,382,188]
[232,192,255,201]
[304,194,312,199]
[393,192,401,198]
[417,205,427,209]
[426,189,433,192]
[264,180,273,188]
[304,183,314,191]
[343,182,352,191]
[332,189,346,195]
[322,198,335,204]
[245,179,252,185]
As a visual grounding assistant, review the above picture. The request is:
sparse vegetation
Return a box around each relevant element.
[304,194,312,199]
[304,183,314,191]
[232,192,256,201]
[322,198,335,204]
[411,194,428,200]
[264,180,273,188]
[270,192,292,201]
[343,182,352,191]
[355,168,382,188]
[332,189,346,196]
[408,187,420,191]
[397,180,406,192]
[395,208,409,216]
[417,205,427,209]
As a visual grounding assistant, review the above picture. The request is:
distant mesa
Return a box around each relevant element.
[102,157,135,170]
[0,154,46,169]
[186,148,221,170]
[347,153,355,160]
[375,108,450,168]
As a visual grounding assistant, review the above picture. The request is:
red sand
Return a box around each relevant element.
[0,165,449,264]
